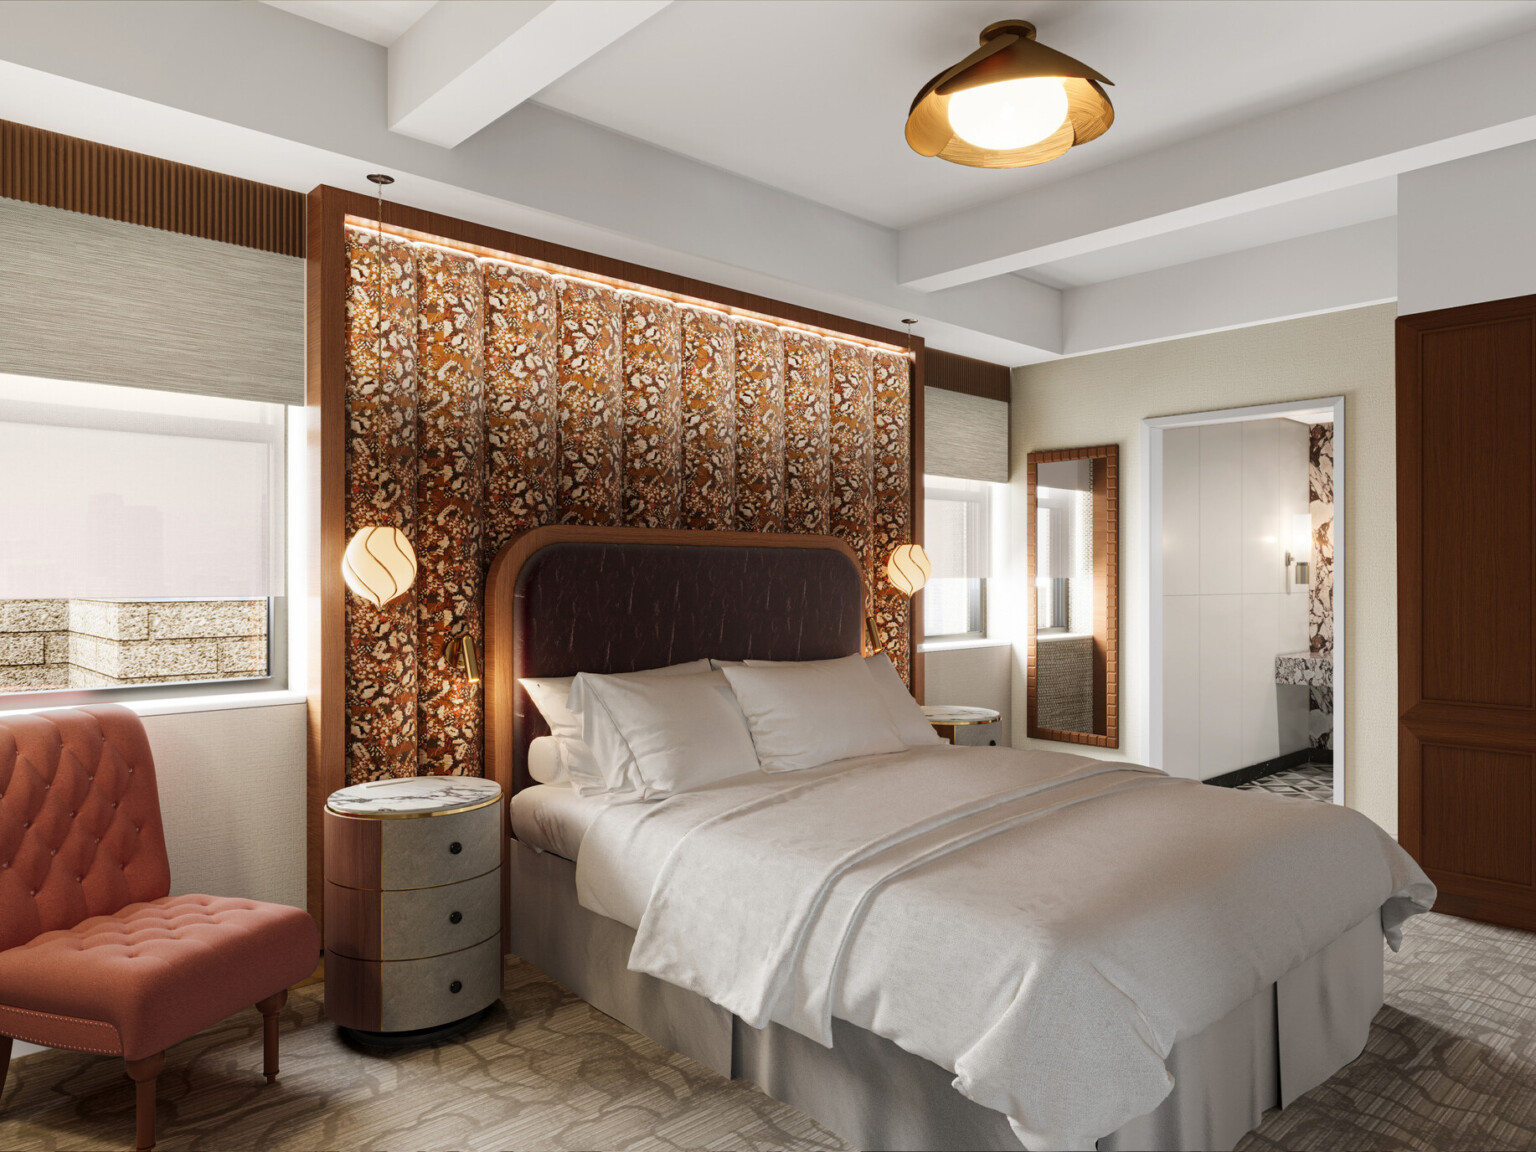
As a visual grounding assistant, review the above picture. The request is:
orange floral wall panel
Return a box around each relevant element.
[555,280,624,526]
[414,247,487,776]
[621,294,684,528]
[732,318,786,533]
[344,228,420,785]
[830,344,876,602]
[679,307,736,531]
[484,260,558,555]
[784,331,833,534]
[871,349,914,683]
[341,233,916,780]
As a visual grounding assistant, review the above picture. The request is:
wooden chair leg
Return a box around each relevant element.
[256,991,287,1084]
[0,1035,12,1101]
[124,1052,164,1152]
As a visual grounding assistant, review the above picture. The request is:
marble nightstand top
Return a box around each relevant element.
[327,776,502,817]
[922,705,1000,725]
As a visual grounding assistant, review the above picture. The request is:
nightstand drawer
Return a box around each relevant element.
[325,868,501,961]
[325,934,502,1033]
[379,801,499,889]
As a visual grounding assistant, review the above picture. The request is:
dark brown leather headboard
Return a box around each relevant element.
[485,526,864,800]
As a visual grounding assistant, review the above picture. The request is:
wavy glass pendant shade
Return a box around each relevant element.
[906,20,1113,170]
[887,544,933,597]
[342,526,418,608]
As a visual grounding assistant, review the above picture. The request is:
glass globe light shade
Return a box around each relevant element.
[887,544,933,597]
[947,76,1070,151]
[342,526,418,608]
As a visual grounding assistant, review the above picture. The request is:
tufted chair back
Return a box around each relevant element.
[0,705,171,952]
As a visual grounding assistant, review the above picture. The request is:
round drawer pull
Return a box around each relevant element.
[450,980,463,994]
[449,910,463,925]
[449,842,463,855]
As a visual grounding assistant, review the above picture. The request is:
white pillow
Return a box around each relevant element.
[722,654,906,772]
[520,659,711,740]
[570,670,760,800]
[526,735,606,787]
[862,653,945,747]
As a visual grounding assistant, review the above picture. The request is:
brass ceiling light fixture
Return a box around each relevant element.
[906,20,1114,169]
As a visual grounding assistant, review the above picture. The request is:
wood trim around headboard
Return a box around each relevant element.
[484,525,864,806]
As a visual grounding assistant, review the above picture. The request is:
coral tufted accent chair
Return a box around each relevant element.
[0,705,319,1151]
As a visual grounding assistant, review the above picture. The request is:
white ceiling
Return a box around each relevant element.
[262,0,436,46]
[530,0,1536,229]
[8,1,1536,362]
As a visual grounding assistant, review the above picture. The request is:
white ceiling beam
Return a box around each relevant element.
[388,0,673,148]
[898,28,1536,293]
[1059,218,1397,358]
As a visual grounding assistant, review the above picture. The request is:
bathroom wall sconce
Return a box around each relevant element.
[1286,513,1312,589]
[446,633,480,683]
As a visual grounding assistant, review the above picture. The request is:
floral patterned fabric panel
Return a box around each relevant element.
[483,260,558,557]
[732,318,786,533]
[679,307,737,531]
[830,343,876,604]
[414,246,487,776]
[555,279,624,526]
[871,349,914,684]
[621,294,684,528]
[343,227,420,784]
[784,331,833,534]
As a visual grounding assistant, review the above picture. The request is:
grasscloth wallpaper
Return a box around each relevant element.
[343,227,914,783]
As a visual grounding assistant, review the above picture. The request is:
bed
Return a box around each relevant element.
[484,526,1433,1152]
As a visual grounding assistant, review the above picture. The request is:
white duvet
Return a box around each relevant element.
[575,745,1434,1150]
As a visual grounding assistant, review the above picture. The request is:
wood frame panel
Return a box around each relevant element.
[924,348,1010,403]
[1398,292,1536,932]
[2,118,305,257]
[1025,445,1120,748]
[307,185,925,927]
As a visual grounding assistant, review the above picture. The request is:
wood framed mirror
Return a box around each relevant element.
[1027,444,1119,748]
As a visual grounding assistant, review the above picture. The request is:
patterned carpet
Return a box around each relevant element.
[1,912,1532,1151]
[1236,764,1335,802]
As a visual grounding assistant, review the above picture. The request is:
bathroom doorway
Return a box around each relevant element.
[1143,398,1342,804]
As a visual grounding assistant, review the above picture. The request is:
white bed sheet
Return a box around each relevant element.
[511,783,608,861]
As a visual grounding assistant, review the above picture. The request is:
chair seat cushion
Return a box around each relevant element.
[0,893,318,1060]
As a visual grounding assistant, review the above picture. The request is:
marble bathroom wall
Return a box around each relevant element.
[1307,423,1335,747]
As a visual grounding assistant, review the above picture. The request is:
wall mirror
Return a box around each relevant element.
[1027,445,1119,747]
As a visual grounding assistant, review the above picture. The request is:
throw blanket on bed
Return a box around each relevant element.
[576,746,1434,1151]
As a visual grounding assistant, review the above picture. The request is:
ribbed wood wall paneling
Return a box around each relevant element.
[926,347,1012,403]
[307,185,927,928]
[0,119,305,257]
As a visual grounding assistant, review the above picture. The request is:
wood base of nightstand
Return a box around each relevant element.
[338,1005,493,1050]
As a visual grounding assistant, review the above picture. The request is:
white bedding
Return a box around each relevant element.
[572,744,1434,1151]
[511,783,606,862]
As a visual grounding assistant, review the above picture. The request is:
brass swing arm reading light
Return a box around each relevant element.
[906,20,1114,169]
[446,633,481,684]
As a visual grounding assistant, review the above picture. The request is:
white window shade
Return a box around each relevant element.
[925,387,1009,483]
[0,375,284,599]
[925,476,992,580]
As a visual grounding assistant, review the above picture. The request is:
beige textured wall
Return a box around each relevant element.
[1009,303,1397,833]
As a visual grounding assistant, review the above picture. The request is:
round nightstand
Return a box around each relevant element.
[922,704,1001,744]
[323,777,503,1046]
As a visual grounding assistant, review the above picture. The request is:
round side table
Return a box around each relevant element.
[922,704,1000,744]
[323,776,503,1046]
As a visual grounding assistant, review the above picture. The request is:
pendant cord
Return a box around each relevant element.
[366,173,395,524]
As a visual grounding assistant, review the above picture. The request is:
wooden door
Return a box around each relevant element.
[1399,293,1536,932]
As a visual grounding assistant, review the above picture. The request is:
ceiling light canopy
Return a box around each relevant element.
[906,20,1114,169]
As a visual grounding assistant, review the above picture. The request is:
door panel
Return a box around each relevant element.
[1399,295,1536,932]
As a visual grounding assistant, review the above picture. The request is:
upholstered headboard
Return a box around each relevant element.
[484,526,864,800]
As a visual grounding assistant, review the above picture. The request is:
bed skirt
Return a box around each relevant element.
[508,840,1383,1152]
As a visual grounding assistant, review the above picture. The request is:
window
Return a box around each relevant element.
[0,374,286,700]
[923,476,997,641]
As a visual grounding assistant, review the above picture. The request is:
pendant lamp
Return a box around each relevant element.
[343,173,419,609]
[906,21,1113,169]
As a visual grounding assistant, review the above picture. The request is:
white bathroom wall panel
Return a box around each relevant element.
[1241,421,1282,594]
[1162,426,1201,597]
[1161,594,1201,778]
[1164,418,1312,779]
[1198,423,1244,595]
